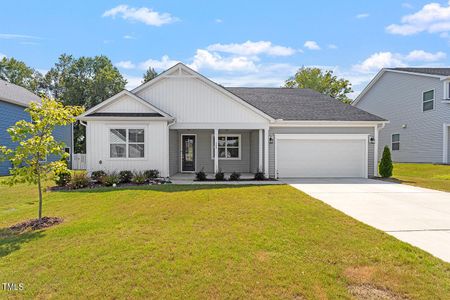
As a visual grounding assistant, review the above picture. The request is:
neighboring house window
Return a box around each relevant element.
[422,90,434,111]
[392,134,400,151]
[110,128,145,158]
[211,134,241,159]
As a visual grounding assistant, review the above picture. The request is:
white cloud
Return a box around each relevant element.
[124,74,143,90]
[356,13,370,19]
[123,35,136,39]
[206,40,296,56]
[0,53,6,59]
[387,2,450,35]
[328,44,338,49]
[139,55,180,70]
[102,5,178,26]
[189,49,257,72]
[115,60,136,69]
[353,50,446,73]
[304,40,321,50]
[404,50,446,61]
[215,18,223,23]
[0,33,40,40]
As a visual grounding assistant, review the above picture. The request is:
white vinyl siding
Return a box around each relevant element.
[422,90,435,112]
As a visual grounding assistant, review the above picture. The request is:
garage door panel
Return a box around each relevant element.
[277,138,366,178]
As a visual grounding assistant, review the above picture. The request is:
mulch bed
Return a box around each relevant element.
[49,178,171,192]
[6,217,63,233]
[194,178,278,182]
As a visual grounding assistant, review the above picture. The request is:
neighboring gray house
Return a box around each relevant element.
[78,63,386,179]
[354,68,450,164]
[0,79,73,175]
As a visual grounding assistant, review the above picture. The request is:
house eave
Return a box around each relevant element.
[77,116,174,122]
[270,120,388,127]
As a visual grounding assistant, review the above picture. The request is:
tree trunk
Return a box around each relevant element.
[37,171,43,222]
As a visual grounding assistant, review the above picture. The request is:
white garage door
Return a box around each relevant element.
[276,135,368,178]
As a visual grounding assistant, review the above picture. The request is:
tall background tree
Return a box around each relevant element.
[45,54,127,153]
[0,57,44,94]
[285,67,353,103]
[143,66,158,83]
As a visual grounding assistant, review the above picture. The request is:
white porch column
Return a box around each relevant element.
[214,128,219,173]
[374,125,379,177]
[258,129,263,171]
[443,123,449,164]
[264,128,269,177]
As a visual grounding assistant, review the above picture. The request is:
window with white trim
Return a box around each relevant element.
[110,128,145,158]
[392,134,400,151]
[211,134,241,159]
[422,90,434,111]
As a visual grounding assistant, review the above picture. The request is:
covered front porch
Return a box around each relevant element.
[168,126,269,177]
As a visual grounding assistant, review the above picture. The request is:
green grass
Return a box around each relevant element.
[1,182,450,299]
[390,163,450,192]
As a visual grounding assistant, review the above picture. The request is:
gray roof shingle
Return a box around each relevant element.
[388,67,450,77]
[0,79,40,107]
[226,87,385,121]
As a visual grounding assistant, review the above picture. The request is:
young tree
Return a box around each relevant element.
[0,98,84,221]
[143,67,158,83]
[285,67,353,103]
[379,146,394,178]
[0,57,44,94]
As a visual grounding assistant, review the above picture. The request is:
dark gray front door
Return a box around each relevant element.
[182,135,196,172]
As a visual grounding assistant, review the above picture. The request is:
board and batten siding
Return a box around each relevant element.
[356,71,450,163]
[268,127,375,178]
[86,120,169,176]
[135,77,267,124]
[100,94,157,113]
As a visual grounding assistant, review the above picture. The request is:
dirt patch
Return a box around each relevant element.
[6,217,63,233]
[344,266,376,283]
[348,284,409,300]
[255,251,271,262]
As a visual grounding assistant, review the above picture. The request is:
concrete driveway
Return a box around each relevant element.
[284,178,450,263]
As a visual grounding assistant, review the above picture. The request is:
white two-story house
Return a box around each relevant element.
[354,68,450,164]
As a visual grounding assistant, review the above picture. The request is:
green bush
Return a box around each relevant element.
[254,170,266,181]
[195,169,207,181]
[144,169,160,179]
[132,171,147,184]
[54,170,72,187]
[229,172,241,181]
[69,171,90,189]
[91,170,106,183]
[101,172,120,186]
[215,170,225,181]
[379,146,393,178]
[119,170,133,183]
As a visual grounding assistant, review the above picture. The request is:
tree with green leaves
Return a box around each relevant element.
[285,67,353,103]
[379,146,393,178]
[0,98,84,221]
[44,54,127,153]
[0,57,44,94]
[143,67,158,83]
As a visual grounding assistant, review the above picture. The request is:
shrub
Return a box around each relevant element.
[379,146,393,178]
[132,171,147,184]
[195,169,207,181]
[101,172,120,186]
[254,170,266,181]
[215,170,225,181]
[229,172,241,181]
[119,170,133,183]
[144,169,160,179]
[91,170,106,183]
[69,171,90,189]
[54,170,71,187]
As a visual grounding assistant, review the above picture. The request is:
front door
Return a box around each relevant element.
[182,135,196,172]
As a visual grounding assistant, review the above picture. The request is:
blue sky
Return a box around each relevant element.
[1,0,450,98]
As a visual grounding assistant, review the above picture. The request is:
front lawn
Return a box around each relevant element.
[1,182,450,299]
[391,163,450,192]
